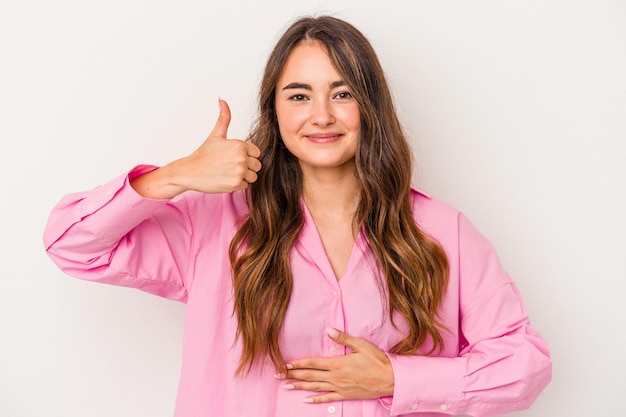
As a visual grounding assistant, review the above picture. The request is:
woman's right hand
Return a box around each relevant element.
[130,99,262,199]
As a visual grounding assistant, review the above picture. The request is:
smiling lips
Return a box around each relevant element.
[305,133,342,144]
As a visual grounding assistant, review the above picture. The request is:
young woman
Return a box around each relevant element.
[44,16,551,417]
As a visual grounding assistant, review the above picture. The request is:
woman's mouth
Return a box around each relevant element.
[305,133,342,144]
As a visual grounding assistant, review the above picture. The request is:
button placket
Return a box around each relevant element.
[324,286,344,356]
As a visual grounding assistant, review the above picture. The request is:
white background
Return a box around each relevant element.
[1,1,625,416]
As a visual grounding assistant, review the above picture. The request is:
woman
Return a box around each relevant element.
[44,16,551,417]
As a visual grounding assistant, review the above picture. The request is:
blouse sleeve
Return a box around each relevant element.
[381,213,552,416]
[43,165,196,302]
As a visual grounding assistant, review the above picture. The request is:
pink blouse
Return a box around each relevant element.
[44,165,551,417]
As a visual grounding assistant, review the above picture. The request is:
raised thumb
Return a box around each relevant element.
[210,98,231,138]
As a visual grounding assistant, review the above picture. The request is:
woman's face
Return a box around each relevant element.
[274,41,360,175]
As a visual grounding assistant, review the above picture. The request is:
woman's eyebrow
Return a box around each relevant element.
[330,80,346,89]
[281,80,347,90]
[282,82,311,91]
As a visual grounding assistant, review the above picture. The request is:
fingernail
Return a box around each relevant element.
[326,327,340,338]
[286,363,293,370]
[283,384,295,390]
[217,97,222,112]
[302,398,314,403]
[274,373,285,379]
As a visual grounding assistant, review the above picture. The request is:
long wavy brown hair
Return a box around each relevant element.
[229,16,449,375]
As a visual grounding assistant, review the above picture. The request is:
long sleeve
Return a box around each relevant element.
[43,165,195,302]
[382,213,552,416]
[43,181,551,416]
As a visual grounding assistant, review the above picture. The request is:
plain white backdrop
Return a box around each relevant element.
[1,1,625,416]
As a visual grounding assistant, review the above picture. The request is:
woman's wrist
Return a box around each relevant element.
[130,162,187,200]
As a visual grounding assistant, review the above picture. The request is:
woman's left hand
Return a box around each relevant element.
[277,328,395,403]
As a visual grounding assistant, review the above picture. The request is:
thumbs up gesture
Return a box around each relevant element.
[185,99,262,192]
[130,99,262,199]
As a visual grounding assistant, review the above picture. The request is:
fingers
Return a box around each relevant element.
[278,367,336,401]
[278,330,394,402]
[245,142,261,159]
[209,99,261,167]
[326,328,362,351]
[286,356,332,373]
[243,168,259,185]
[208,99,261,189]
[245,144,262,184]
[302,393,342,404]
[210,98,232,138]
[285,380,342,404]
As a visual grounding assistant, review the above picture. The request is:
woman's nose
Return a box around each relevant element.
[309,99,335,127]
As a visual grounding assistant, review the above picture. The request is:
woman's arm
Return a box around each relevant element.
[130,99,261,199]
[43,99,261,301]
[43,165,195,301]
[384,214,552,416]
[385,284,551,416]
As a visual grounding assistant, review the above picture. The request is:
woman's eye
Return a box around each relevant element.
[289,94,308,101]
[335,91,353,100]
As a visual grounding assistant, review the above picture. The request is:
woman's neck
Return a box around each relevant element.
[301,165,361,279]
[301,166,360,218]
